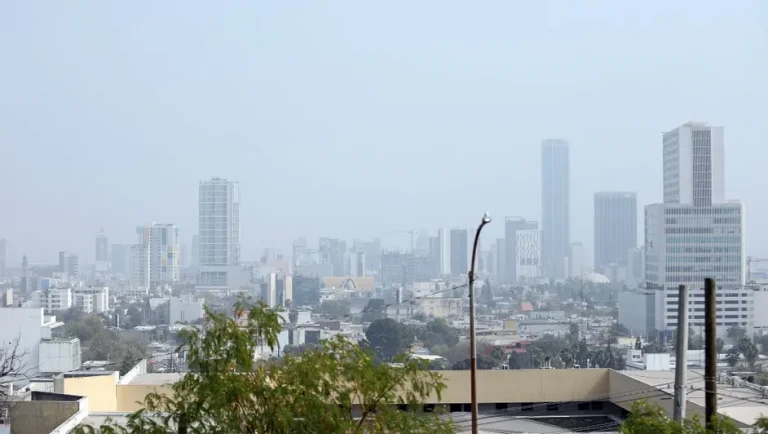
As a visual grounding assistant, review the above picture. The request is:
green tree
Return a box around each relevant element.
[417,319,460,350]
[635,337,643,350]
[361,298,385,323]
[738,337,759,369]
[317,299,351,318]
[727,325,747,342]
[716,338,725,354]
[725,347,741,368]
[620,401,743,434]
[75,299,454,434]
[568,323,580,344]
[365,318,411,362]
[288,309,298,324]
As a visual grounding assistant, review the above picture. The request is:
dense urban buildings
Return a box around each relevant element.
[644,122,748,335]
[594,192,637,275]
[541,139,570,279]
[198,177,241,289]
[319,237,347,277]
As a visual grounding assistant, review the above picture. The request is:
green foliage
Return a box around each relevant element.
[75,298,453,434]
[725,347,741,368]
[716,338,725,354]
[620,401,744,434]
[317,299,351,318]
[288,309,298,324]
[365,318,412,362]
[737,337,759,369]
[417,319,459,350]
[64,314,148,372]
[727,325,747,342]
[361,298,386,323]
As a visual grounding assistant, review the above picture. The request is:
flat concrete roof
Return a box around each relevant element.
[127,373,183,386]
[622,370,768,426]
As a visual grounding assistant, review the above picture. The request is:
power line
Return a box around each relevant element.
[323,282,469,322]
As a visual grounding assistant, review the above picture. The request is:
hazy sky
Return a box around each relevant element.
[1,1,766,264]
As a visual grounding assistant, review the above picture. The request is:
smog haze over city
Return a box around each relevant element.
[1,1,767,263]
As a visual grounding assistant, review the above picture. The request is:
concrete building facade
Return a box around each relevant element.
[594,191,637,274]
[645,122,749,336]
[516,229,541,281]
[198,177,241,289]
[449,228,467,278]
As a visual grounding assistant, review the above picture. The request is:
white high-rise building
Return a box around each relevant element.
[130,244,150,287]
[438,228,451,276]
[198,178,241,289]
[645,122,749,337]
[515,229,541,280]
[95,228,109,273]
[136,223,180,287]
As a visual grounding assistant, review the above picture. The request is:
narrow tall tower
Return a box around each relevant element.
[541,139,570,279]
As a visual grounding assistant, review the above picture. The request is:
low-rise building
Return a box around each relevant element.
[73,287,109,314]
[28,286,73,311]
[169,294,204,324]
[0,308,80,377]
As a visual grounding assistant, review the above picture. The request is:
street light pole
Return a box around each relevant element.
[468,212,492,434]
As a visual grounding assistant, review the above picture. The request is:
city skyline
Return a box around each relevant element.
[2,2,766,264]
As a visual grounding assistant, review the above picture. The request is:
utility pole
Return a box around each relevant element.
[468,212,492,434]
[704,278,717,429]
[673,284,689,423]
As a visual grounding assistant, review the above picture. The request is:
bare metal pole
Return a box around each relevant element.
[673,284,689,423]
[705,278,717,430]
[469,212,491,434]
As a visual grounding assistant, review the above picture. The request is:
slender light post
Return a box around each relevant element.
[468,211,491,434]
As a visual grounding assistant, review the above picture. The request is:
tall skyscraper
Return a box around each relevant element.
[569,242,585,279]
[428,236,440,278]
[111,244,132,276]
[136,223,180,286]
[319,238,347,276]
[449,228,468,278]
[198,177,241,288]
[594,192,637,273]
[504,217,537,283]
[495,238,506,281]
[191,234,200,267]
[58,251,80,281]
[21,255,28,293]
[130,244,150,287]
[541,139,570,279]
[645,122,747,335]
[95,228,109,273]
[438,228,451,276]
[0,238,6,278]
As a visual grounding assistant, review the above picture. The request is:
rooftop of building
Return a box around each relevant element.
[128,373,183,386]
[621,370,768,426]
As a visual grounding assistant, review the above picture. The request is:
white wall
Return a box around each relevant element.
[0,308,45,377]
[39,339,81,373]
[169,295,204,324]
